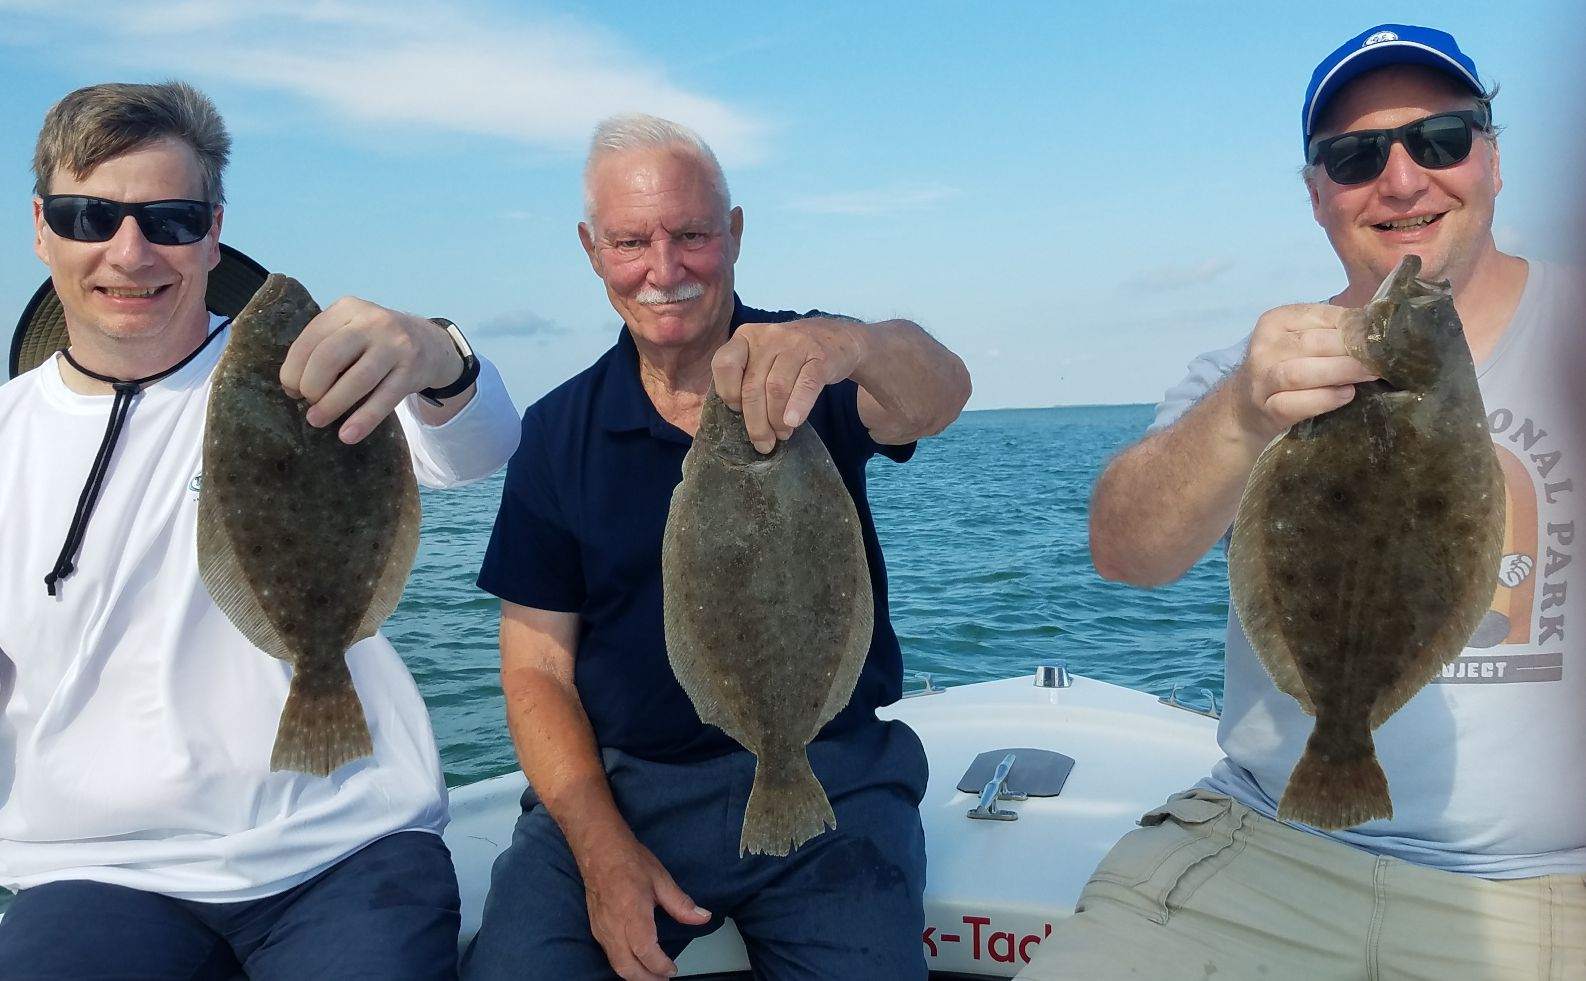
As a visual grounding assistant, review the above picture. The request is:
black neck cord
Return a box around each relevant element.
[44,320,230,596]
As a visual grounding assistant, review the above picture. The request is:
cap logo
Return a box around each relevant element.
[1364,30,1399,46]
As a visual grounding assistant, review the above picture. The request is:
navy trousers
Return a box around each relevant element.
[461,719,930,980]
[0,829,461,980]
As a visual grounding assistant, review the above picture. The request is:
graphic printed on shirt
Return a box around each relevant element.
[1442,406,1575,683]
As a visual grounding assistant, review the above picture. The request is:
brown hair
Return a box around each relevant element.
[32,80,231,202]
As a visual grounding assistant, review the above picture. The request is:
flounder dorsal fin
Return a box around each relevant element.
[352,440,422,643]
[1229,439,1315,714]
[197,481,296,661]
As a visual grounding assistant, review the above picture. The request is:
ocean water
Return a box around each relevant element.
[387,402,1232,788]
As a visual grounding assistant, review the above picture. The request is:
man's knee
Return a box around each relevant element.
[461,807,608,976]
[0,880,238,979]
[734,795,928,979]
[1074,792,1244,926]
[241,832,461,981]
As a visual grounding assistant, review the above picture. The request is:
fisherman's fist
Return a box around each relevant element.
[711,316,867,454]
[1232,303,1379,446]
[280,297,464,444]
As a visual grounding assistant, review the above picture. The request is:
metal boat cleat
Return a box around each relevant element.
[1160,684,1221,719]
[1033,661,1072,689]
[966,753,1026,821]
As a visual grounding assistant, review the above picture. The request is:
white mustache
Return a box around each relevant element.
[636,282,705,305]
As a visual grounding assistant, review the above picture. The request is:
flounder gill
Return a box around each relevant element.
[1229,254,1504,829]
[662,389,872,856]
[197,274,421,776]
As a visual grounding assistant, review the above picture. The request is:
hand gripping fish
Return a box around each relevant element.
[1229,254,1504,829]
[662,389,872,856]
[197,274,421,776]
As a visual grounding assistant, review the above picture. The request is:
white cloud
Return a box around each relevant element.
[474,308,563,339]
[0,0,767,164]
[787,181,959,216]
[1116,257,1235,291]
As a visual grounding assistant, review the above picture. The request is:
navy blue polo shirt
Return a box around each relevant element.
[478,298,913,764]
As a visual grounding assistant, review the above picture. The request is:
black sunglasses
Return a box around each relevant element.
[41,194,214,246]
[1308,109,1491,186]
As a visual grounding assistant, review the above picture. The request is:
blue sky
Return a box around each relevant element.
[1,1,1579,410]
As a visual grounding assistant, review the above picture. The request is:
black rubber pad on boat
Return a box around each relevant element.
[956,748,1075,797]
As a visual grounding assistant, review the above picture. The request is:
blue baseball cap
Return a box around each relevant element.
[1302,24,1484,154]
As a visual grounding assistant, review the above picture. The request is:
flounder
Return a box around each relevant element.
[662,389,872,856]
[1229,254,1504,829]
[197,274,420,776]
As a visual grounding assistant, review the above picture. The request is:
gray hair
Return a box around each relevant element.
[33,80,231,203]
[583,113,731,224]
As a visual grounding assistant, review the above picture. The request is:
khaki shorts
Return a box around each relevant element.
[1017,789,1585,981]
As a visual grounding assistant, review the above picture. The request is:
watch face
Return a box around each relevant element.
[431,318,473,358]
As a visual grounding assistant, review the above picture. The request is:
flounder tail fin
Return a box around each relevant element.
[739,749,836,857]
[1278,733,1391,830]
[270,661,373,776]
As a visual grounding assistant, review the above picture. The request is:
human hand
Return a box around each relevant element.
[576,831,711,980]
[710,317,867,454]
[1230,303,1379,446]
[279,297,463,444]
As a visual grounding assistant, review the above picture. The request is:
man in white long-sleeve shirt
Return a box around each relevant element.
[0,81,520,979]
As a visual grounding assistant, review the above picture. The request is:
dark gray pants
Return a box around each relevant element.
[462,719,930,980]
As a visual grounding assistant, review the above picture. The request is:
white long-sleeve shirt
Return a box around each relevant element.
[0,316,520,901]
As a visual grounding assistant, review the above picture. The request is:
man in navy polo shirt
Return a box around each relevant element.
[463,114,971,981]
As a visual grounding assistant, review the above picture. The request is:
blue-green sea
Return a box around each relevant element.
[388,403,1231,788]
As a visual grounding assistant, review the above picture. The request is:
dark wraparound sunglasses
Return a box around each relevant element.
[1308,108,1491,186]
[41,195,214,245]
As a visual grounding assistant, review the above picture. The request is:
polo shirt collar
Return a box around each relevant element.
[598,294,749,440]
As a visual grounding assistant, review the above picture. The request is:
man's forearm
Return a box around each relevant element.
[502,666,634,857]
[1090,378,1270,586]
[848,319,971,443]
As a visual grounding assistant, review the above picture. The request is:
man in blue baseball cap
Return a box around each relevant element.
[1024,23,1585,979]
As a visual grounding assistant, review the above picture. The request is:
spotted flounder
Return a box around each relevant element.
[1229,254,1504,829]
[662,389,872,856]
[197,274,420,776]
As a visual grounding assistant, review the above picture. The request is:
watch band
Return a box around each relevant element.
[418,318,480,406]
